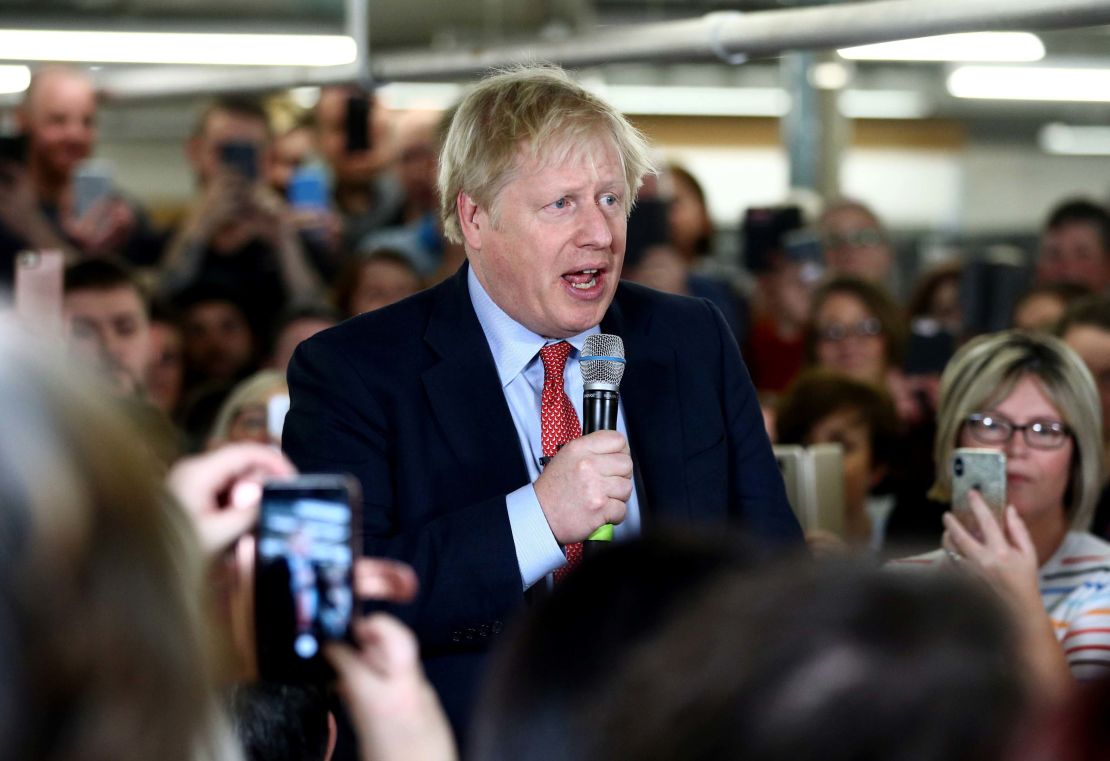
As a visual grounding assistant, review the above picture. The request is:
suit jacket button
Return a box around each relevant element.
[492,620,504,635]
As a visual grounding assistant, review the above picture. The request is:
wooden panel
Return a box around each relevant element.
[629,114,967,150]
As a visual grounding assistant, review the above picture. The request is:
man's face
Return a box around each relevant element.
[190,110,271,187]
[1063,324,1110,439]
[22,72,97,180]
[267,126,314,194]
[1038,221,1110,291]
[463,137,627,339]
[182,301,255,382]
[820,206,892,284]
[63,286,151,394]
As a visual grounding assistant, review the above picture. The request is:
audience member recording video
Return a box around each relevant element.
[158,96,324,344]
[0,66,162,283]
[896,330,1110,696]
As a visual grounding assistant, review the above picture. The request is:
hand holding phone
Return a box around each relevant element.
[950,447,1006,536]
[255,475,361,683]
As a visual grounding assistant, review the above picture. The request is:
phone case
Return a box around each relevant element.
[951,448,1006,517]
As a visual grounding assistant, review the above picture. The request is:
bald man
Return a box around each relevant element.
[0,66,159,286]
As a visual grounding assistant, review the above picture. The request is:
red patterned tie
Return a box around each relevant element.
[539,341,583,581]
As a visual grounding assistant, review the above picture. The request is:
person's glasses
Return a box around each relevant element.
[964,412,1071,450]
[823,229,885,249]
[816,318,883,342]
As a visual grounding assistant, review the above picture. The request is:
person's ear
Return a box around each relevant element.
[457,192,484,250]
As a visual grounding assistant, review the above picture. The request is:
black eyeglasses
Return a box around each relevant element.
[822,229,885,249]
[816,318,883,342]
[964,412,1072,450]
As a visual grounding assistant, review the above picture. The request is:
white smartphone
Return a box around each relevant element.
[14,249,64,337]
[950,447,1007,523]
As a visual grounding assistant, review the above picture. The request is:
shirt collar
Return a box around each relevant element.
[467,266,597,387]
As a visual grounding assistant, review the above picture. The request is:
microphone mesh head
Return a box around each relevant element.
[581,334,626,388]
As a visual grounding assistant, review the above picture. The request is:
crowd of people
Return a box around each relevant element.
[3,61,1110,761]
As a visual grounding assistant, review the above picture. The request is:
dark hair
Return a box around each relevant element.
[906,260,962,321]
[227,682,330,761]
[1045,198,1110,251]
[194,95,272,140]
[593,560,1024,761]
[804,276,907,368]
[668,164,713,257]
[64,257,144,299]
[471,532,771,761]
[331,248,421,318]
[775,369,899,471]
[1056,294,1110,338]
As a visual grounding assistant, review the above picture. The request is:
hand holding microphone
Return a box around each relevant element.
[533,334,630,544]
[581,334,626,541]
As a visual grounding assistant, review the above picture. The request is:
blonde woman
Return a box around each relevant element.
[896,331,1109,700]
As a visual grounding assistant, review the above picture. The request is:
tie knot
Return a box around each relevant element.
[539,341,573,380]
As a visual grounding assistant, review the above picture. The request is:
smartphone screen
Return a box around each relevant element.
[287,166,329,210]
[950,447,1006,528]
[255,476,360,682]
[218,141,260,182]
[345,93,371,153]
[73,164,115,219]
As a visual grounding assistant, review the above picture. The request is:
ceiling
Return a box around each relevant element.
[3,0,1110,137]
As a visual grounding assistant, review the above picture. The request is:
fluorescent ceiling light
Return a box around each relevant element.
[0,29,356,66]
[840,32,1043,62]
[0,65,30,94]
[948,66,1110,102]
[838,89,929,119]
[596,85,790,117]
[1039,123,1110,155]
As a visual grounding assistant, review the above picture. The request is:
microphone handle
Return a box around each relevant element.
[583,387,619,542]
[582,388,619,435]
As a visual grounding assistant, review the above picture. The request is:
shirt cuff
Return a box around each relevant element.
[506,483,566,590]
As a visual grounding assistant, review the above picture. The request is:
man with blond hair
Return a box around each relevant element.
[284,65,800,735]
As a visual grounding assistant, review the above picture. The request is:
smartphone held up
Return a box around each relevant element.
[950,447,1007,534]
[255,475,360,683]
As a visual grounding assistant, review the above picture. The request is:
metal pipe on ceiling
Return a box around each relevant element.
[377,0,1110,80]
[95,0,1110,99]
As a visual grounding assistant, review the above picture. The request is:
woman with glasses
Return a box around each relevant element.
[805,276,906,389]
[898,330,1110,696]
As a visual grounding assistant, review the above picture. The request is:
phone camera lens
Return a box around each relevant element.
[953,458,964,477]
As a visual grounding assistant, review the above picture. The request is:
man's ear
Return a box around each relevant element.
[457,192,484,250]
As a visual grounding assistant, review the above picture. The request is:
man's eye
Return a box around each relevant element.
[551,197,568,210]
[600,193,619,207]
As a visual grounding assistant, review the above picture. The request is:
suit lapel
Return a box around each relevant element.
[603,288,689,526]
[422,267,531,489]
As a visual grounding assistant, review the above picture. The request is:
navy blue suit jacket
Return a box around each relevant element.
[283,264,800,733]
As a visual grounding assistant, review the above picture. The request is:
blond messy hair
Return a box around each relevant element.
[438,64,654,244]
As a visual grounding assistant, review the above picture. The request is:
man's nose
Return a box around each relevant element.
[576,201,614,249]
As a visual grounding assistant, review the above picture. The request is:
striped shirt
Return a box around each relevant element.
[892,532,1110,680]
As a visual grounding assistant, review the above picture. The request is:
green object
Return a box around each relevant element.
[588,524,614,541]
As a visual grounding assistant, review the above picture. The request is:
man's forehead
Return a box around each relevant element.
[64,287,145,315]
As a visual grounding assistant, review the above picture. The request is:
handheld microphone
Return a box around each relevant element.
[581,333,626,541]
